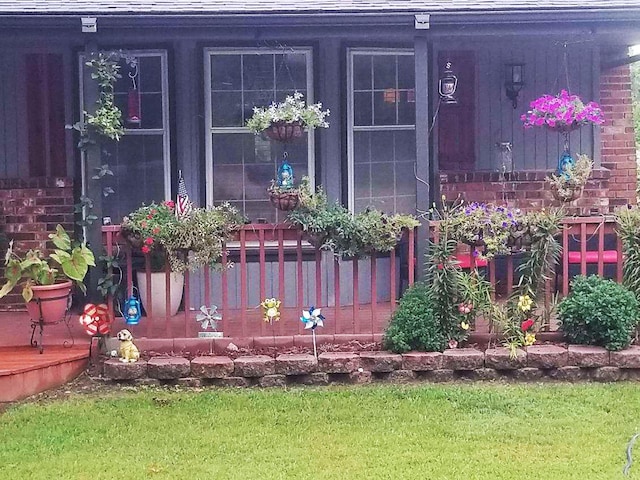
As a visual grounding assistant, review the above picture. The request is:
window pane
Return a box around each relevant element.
[243,54,274,91]
[373,90,396,125]
[101,135,165,222]
[211,55,241,91]
[275,53,307,91]
[139,56,162,93]
[211,91,242,127]
[398,90,415,126]
[140,93,163,129]
[354,91,372,126]
[353,55,371,91]
[244,90,276,123]
[397,55,415,90]
[373,55,396,90]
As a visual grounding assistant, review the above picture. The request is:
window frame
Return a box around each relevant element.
[346,48,416,212]
[78,49,172,203]
[203,47,315,208]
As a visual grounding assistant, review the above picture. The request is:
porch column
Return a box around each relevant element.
[82,42,105,303]
[414,34,431,280]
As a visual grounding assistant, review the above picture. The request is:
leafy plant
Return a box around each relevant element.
[383,283,446,353]
[521,89,604,131]
[121,200,242,273]
[616,205,640,300]
[246,92,330,134]
[558,275,639,351]
[0,225,96,301]
[546,154,593,202]
[287,178,419,258]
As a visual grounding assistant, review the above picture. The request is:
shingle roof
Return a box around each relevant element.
[0,0,638,15]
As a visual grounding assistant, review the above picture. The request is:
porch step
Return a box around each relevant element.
[0,345,89,402]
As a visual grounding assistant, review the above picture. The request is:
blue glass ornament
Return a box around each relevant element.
[557,150,575,179]
[277,159,294,188]
[124,295,141,325]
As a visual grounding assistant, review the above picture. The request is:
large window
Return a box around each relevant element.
[79,50,170,222]
[205,48,314,223]
[347,49,416,214]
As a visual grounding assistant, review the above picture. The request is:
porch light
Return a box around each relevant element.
[504,63,525,109]
[438,61,458,105]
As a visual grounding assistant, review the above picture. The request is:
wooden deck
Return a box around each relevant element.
[0,312,90,402]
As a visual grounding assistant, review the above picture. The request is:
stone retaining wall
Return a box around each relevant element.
[98,345,640,386]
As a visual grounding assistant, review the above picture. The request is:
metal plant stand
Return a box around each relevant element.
[29,293,75,354]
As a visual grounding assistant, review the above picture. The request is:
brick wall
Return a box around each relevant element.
[0,177,74,310]
[439,65,637,214]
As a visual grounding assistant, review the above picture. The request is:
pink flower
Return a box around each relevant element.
[141,245,150,254]
[144,237,154,246]
[163,200,175,209]
[152,227,160,235]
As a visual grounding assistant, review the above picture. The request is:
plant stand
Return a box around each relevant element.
[29,293,74,354]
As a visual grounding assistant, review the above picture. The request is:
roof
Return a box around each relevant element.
[0,0,639,15]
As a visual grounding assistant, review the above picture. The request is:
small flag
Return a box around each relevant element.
[175,170,193,219]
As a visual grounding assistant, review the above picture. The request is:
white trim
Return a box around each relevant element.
[204,47,315,208]
[346,47,415,213]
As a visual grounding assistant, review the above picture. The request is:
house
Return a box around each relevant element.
[0,0,639,318]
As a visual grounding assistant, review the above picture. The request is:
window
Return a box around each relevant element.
[205,48,314,223]
[79,50,170,222]
[347,49,416,214]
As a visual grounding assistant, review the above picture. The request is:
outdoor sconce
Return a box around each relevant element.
[438,61,458,105]
[504,63,525,109]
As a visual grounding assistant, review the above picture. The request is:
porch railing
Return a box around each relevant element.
[102,223,417,338]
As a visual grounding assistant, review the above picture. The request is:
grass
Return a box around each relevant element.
[1,383,640,479]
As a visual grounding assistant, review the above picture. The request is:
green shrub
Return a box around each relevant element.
[558,275,639,351]
[383,283,446,353]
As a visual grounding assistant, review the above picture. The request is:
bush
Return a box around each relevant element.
[558,275,639,351]
[383,283,446,353]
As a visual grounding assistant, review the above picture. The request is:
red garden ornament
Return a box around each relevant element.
[79,303,113,336]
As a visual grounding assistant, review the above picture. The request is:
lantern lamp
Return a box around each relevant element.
[277,159,294,188]
[504,63,525,109]
[124,295,142,325]
[438,61,458,105]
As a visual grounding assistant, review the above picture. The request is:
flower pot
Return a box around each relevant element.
[268,190,300,211]
[552,185,584,203]
[264,121,304,142]
[136,271,184,317]
[25,280,72,324]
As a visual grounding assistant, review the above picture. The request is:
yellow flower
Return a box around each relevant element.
[461,322,470,331]
[517,295,533,313]
[524,333,536,346]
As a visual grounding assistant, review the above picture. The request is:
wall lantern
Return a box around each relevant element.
[504,63,525,109]
[438,61,458,105]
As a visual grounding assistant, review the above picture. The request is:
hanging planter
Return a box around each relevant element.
[264,121,304,143]
[521,90,604,132]
[546,154,593,204]
[268,189,300,211]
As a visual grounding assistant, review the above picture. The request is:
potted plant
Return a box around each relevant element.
[546,154,593,202]
[0,225,95,323]
[121,200,242,316]
[521,89,604,133]
[268,179,300,211]
[246,92,330,142]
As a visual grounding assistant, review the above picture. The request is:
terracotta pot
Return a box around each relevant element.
[263,121,304,142]
[136,271,184,317]
[268,190,300,211]
[25,280,72,324]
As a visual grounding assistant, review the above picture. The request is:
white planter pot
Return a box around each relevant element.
[136,271,184,317]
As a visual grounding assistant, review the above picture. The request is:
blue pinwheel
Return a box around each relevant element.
[300,306,325,330]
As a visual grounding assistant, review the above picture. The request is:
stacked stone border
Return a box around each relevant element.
[100,345,640,386]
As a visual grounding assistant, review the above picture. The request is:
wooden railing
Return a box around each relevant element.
[102,223,417,338]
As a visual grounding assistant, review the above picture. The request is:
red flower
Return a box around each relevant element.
[521,319,535,332]
[152,227,160,235]
[141,245,150,254]
[144,237,154,246]
[146,214,153,219]
[164,200,175,209]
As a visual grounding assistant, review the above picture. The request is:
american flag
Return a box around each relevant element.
[175,170,193,219]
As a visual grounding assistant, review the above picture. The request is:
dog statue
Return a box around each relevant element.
[116,329,140,363]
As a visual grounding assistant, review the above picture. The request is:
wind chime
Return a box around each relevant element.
[126,57,141,127]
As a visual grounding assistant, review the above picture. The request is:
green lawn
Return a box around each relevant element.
[1,383,639,479]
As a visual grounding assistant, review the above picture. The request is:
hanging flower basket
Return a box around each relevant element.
[521,90,604,131]
[268,189,300,211]
[551,185,584,203]
[264,121,304,143]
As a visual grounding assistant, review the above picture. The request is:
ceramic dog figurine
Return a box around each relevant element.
[116,329,140,363]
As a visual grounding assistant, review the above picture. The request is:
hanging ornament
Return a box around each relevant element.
[79,303,112,336]
[557,133,575,178]
[123,294,142,325]
[261,298,281,323]
[277,156,294,188]
[126,58,141,126]
[300,306,325,358]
